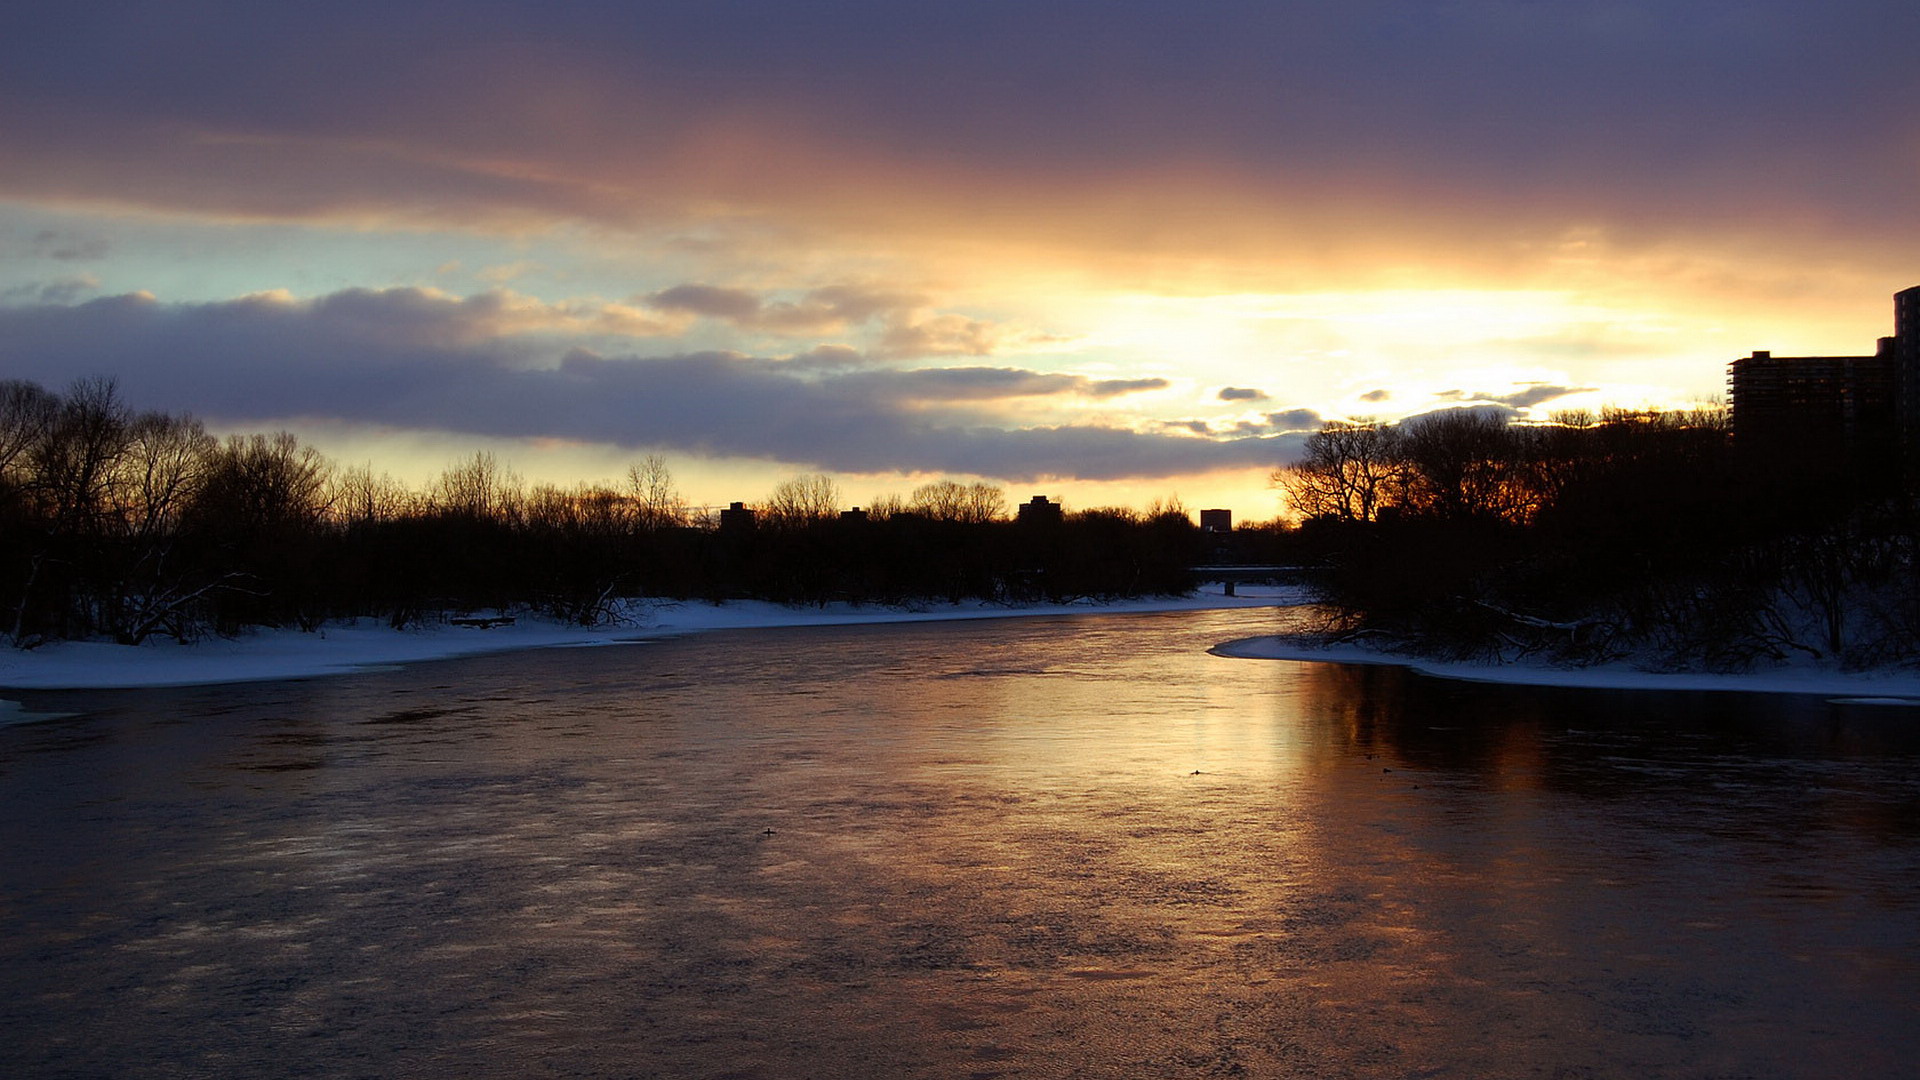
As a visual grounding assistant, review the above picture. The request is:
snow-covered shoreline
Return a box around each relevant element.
[0,586,1305,692]
[19,587,1911,702]
[1211,634,1920,702]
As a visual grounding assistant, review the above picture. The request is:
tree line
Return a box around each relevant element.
[1275,406,1919,670]
[0,378,1214,647]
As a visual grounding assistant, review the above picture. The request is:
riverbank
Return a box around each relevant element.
[1212,633,1920,701]
[0,586,1305,691]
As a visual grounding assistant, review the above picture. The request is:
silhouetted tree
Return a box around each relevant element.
[185,432,333,630]
[329,463,412,527]
[908,479,1006,523]
[1276,420,1403,523]
[99,412,219,643]
[432,451,522,522]
[763,473,840,530]
[1395,408,1525,522]
[626,454,685,531]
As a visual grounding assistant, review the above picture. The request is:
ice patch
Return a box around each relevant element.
[0,585,1307,691]
[1213,635,1920,699]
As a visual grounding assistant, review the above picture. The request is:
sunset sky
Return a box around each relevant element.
[2,2,1915,518]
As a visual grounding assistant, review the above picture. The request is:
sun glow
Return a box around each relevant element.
[1056,287,1673,416]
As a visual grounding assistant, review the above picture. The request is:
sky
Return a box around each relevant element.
[2,1,1916,519]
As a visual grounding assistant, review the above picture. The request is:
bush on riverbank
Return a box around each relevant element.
[1276,407,1920,671]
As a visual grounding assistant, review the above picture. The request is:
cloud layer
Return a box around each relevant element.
[4,2,1913,280]
[0,290,1282,481]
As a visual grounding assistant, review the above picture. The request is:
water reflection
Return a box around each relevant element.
[1,609,1917,1078]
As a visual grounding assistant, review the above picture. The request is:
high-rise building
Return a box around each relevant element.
[1896,286,1920,471]
[1727,347,1895,449]
[1728,288,1916,488]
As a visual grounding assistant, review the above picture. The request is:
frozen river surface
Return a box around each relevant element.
[3,609,1918,1078]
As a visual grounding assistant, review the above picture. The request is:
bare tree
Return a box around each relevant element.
[764,473,841,529]
[329,463,413,526]
[433,451,522,522]
[626,454,684,531]
[115,412,217,543]
[94,413,224,644]
[959,482,1006,523]
[1396,409,1522,521]
[0,381,57,489]
[1276,420,1403,523]
[1144,495,1190,525]
[573,483,630,537]
[521,482,630,537]
[909,479,1006,523]
[864,492,908,521]
[32,377,133,534]
[196,432,333,532]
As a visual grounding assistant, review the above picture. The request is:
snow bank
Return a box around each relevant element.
[1210,635,1920,702]
[0,585,1306,692]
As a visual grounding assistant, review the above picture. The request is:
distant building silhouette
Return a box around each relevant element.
[1016,495,1063,525]
[1729,287,1916,487]
[719,501,756,532]
[1199,508,1231,533]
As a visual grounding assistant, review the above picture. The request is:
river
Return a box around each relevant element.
[2,608,1916,1078]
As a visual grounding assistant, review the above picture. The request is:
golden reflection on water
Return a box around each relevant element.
[1,610,1917,1078]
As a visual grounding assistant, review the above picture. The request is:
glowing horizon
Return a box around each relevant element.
[2,2,1913,520]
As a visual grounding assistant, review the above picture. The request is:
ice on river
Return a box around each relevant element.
[1213,634,1920,701]
[0,585,1305,691]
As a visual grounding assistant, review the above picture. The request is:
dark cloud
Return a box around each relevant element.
[645,284,762,321]
[0,291,1278,482]
[1402,403,1524,428]
[1264,408,1323,431]
[1359,389,1392,403]
[29,230,109,261]
[1218,386,1268,402]
[1,3,1912,266]
[1089,378,1168,397]
[644,282,925,334]
[1491,383,1598,409]
[1437,383,1596,410]
[1212,406,1323,438]
[1220,407,1324,438]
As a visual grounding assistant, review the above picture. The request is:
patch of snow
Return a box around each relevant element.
[1210,635,1920,699]
[0,584,1307,691]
